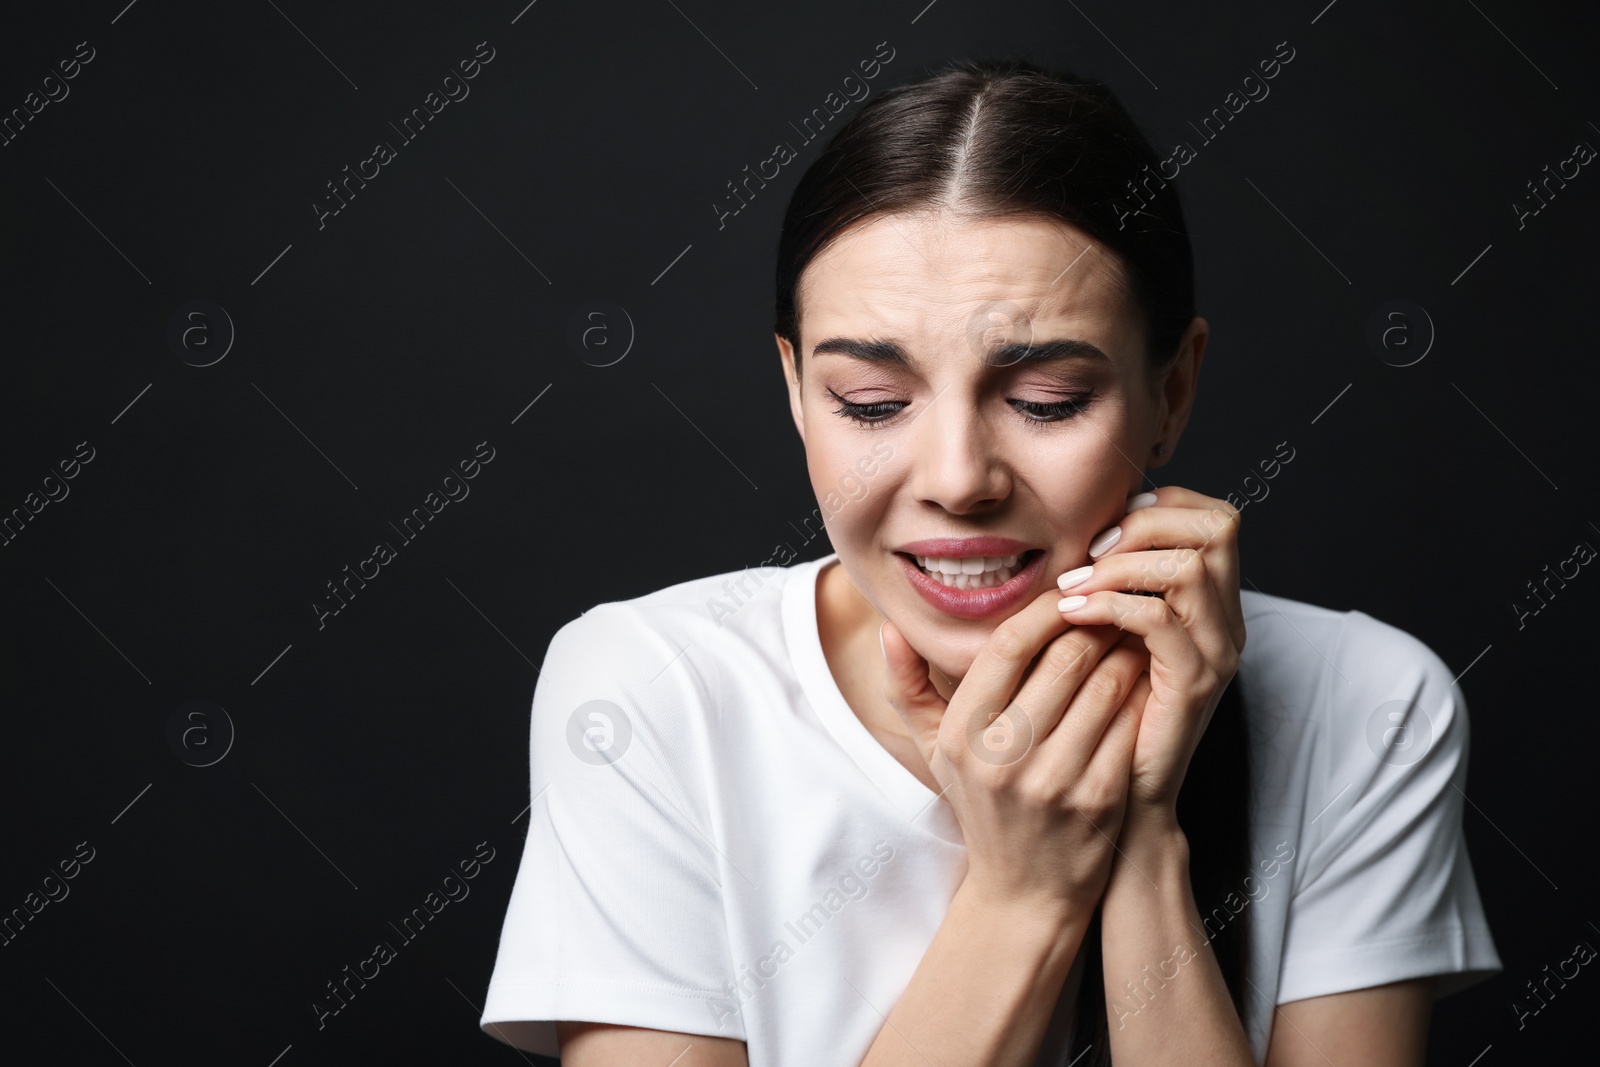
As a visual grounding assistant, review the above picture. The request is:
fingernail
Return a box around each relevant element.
[1126,491,1158,513]
[878,622,887,661]
[1057,564,1093,590]
[1058,595,1087,611]
[1088,526,1121,558]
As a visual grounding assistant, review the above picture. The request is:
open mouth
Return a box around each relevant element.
[896,548,1045,591]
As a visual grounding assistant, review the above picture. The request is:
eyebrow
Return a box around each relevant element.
[810,336,1111,368]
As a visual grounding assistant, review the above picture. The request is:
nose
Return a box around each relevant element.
[905,388,1012,514]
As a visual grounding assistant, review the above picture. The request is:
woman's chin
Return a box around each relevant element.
[888,613,1000,691]
[917,645,980,694]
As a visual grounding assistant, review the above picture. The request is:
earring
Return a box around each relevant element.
[1153,442,1167,456]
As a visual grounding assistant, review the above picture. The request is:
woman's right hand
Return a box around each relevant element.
[881,594,1151,917]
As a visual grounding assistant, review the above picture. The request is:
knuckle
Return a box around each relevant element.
[1214,505,1242,541]
[936,730,967,769]
[1193,506,1235,546]
[1075,774,1122,821]
[986,622,1033,664]
[1080,666,1127,706]
[1040,633,1093,678]
[1015,771,1059,809]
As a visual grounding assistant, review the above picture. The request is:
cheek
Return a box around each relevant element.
[1024,410,1142,516]
[804,430,893,540]
[804,421,858,493]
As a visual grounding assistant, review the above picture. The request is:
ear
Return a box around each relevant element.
[776,332,806,445]
[1149,315,1208,469]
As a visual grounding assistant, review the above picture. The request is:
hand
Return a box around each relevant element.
[881,593,1153,917]
[1055,485,1246,819]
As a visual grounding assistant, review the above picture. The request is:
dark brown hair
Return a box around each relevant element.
[772,56,1252,1065]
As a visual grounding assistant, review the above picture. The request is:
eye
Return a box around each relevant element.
[1011,395,1095,424]
[827,390,906,428]
[826,388,1095,428]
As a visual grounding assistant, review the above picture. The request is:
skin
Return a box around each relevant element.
[556,210,1436,1066]
[784,208,1169,693]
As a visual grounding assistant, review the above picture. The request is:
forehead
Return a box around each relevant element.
[797,211,1135,348]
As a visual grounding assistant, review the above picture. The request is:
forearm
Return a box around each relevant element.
[859,878,1091,1067]
[1099,811,1255,1066]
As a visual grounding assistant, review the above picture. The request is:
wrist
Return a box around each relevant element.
[953,874,1095,961]
[1122,799,1184,842]
[1110,807,1189,886]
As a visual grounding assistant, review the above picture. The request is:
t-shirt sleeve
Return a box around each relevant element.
[1275,610,1503,1005]
[479,604,743,1057]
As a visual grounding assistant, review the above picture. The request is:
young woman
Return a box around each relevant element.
[479,58,1501,1066]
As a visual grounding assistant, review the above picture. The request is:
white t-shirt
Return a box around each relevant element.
[480,551,1501,1064]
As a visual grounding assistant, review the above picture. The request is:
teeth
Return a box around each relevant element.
[911,552,1029,590]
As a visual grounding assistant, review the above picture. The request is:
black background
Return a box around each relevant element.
[1,0,1594,1063]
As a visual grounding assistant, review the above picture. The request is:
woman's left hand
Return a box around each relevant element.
[1054,485,1246,821]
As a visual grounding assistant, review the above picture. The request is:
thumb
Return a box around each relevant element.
[879,620,950,768]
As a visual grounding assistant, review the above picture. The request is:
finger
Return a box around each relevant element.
[880,620,950,768]
[973,623,1123,771]
[1055,549,1232,667]
[1030,639,1148,784]
[1002,623,1124,742]
[1040,659,1147,834]
[1091,486,1245,650]
[1057,590,1210,697]
[943,585,1092,747]
[1114,485,1240,552]
[1084,668,1150,782]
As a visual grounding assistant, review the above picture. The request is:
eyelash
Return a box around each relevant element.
[826,389,1095,429]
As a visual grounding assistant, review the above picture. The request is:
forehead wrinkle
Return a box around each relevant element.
[798,213,1134,358]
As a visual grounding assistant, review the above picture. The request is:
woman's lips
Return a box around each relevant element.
[896,549,1047,620]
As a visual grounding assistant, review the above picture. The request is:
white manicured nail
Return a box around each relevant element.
[1058,595,1088,611]
[1126,491,1158,513]
[1057,565,1093,590]
[1088,526,1122,558]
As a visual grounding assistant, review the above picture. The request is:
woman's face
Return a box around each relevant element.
[777,210,1204,682]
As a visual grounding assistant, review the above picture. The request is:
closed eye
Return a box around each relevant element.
[827,389,1095,429]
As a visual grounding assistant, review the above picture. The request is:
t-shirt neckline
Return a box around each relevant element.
[782,551,962,843]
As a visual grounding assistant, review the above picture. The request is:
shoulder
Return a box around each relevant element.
[547,555,805,667]
[1239,587,1460,711]
[534,555,814,735]
[1237,589,1470,788]
[525,561,808,822]
[1241,587,1455,660]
